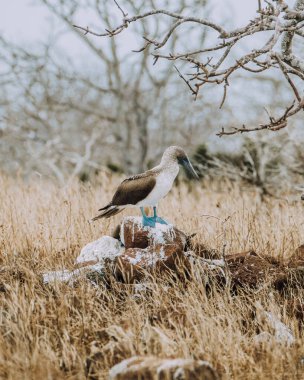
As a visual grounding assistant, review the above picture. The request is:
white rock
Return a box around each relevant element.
[43,235,121,285]
[201,258,225,267]
[133,283,150,293]
[185,251,226,282]
[254,305,295,346]
[42,263,104,285]
[76,236,122,264]
[185,252,225,267]
[42,270,73,284]
[253,331,274,345]
[156,358,213,376]
[109,357,135,379]
[263,311,295,346]
[108,356,217,380]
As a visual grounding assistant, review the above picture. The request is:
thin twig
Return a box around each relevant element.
[174,65,197,95]
[113,0,127,18]
[219,79,229,109]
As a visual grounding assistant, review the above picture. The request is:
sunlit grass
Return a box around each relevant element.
[0,173,303,379]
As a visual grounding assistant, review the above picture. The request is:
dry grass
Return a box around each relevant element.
[0,172,304,380]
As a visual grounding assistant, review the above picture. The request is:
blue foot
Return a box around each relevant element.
[152,206,169,225]
[154,216,168,225]
[142,216,156,228]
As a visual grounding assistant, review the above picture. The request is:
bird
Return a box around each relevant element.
[92,146,199,227]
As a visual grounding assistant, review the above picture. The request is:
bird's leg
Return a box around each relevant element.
[140,207,155,228]
[153,206,168,225]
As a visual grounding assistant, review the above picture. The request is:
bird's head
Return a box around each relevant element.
[162,146,199,179]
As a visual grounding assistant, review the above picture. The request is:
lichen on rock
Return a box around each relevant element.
[108,356,218,380]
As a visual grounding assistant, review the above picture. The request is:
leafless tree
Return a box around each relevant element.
[0,0,214,179]
[75,0,304,136]
[192,132,301,197]
[1,0,303,184]
[40,0,214,172]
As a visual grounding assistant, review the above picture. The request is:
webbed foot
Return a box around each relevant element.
[154,216,168,225]
[142,216,156,228]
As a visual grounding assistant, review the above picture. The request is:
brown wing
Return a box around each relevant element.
[111,173,156,206]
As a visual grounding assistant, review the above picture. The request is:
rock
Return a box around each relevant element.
[115,244,188,282]
[120,217,186,250]
[226,250,258,266]
[42,269,75,284]
[185,252,226,286]
[264,311,295,345]
[43,218,191,285]
[108,356,218,380]
[43,236,122,284]
[86,327,135,375]
[111,217,189,282]
[131,283,152,300]
[76,236,122,264]
[255,308,295,346]
[186,241,222,260]
[42,263,105,285]
[226,251,285,289]
[252,332,274,346]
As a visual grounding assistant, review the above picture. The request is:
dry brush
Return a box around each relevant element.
[0,173,304,379]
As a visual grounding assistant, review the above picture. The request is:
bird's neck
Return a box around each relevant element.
[158,157,179,177]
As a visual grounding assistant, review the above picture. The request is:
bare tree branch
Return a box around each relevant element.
[74,0,304,136]
[217,99,304,137]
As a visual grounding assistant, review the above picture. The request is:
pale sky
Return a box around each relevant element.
[1,0,301,149]
[0,0,257,53]
[0,1,262,86]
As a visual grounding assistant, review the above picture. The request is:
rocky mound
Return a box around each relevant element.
[39,216,304,379]
[42,216,304,293]
[43,217,189,285]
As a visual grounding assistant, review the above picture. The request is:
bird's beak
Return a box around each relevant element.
[181,157,199,179]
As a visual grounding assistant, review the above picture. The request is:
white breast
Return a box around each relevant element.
[137,165,179,207]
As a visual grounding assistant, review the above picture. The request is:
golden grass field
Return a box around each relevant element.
[1,172,304,379]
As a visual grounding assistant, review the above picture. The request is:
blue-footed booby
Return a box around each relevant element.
[92,146,198,227]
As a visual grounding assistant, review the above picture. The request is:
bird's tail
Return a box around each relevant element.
[91,204,124,221]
